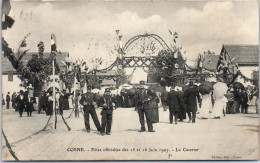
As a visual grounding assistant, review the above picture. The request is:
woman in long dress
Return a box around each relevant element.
[199,92,212,119]
[212,82,228,119]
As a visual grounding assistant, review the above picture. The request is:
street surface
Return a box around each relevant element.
[2,106,259,161]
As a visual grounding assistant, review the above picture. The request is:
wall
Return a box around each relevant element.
[2,75,26,97]
[239,66,259,79]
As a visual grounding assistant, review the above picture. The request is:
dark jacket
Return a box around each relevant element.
[149,91,159,109]
[100,94,115,115]
[6,94,10,102]
[59,93,69,111]
[233,90,241,103]
[168,90,180,112]
[26,96,36,112]
[79,92,96,110]
[17,95,27,111]
[134,88,151,110]
[240,91,248,106]
[178,91,186,111]
[184,86,200,112]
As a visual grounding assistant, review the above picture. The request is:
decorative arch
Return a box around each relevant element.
[123,33,172,55]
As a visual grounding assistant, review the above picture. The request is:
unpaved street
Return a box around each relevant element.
[2,106,259,161]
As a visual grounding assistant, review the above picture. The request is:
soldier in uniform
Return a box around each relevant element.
[135,81,155,132]
[100,88,116,136]
[79,86,101,133]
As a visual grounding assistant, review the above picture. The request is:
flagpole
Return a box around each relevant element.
[52,54,57,129]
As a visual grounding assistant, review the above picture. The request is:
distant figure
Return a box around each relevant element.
[149,90,160,123]
[2,94,5,107]
[253,88,259,114]
[11,92,17,110]
[39,90,48,114]
[17,90,26,117]
[161,90,168,111]
[6,92,10,109]
[74,92,80,118]
[26,94,36,117]
[46,92,54,115]
[240,90,249,114]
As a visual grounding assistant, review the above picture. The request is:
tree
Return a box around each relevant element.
[149,49,186,87]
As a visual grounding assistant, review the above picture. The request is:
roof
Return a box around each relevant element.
[2,52,69,73]
[222,44,259,64]
[202,54,219,70]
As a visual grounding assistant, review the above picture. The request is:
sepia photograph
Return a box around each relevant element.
[1,0,259,161]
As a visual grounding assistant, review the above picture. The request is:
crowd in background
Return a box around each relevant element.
[2,82,259,121]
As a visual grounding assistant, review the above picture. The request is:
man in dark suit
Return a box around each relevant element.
[100,88,116,136]
[135,81,155,132]
[184,81,200,123]
[167,84,180,124]
[17,90,27,117]
[6,92,10,109]
[79,86,101,133]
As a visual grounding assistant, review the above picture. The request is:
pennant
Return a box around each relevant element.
[168,29,173,36]
[51,33,57,53]
[118,35,122,41]
[115,30,119,35]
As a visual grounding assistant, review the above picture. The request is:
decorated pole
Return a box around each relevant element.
[51,33,57,129]
[52,55,57,129]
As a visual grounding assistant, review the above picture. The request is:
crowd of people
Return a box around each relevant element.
[2,80,259,136]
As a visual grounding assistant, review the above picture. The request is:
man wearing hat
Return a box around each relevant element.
[167,83,181,124]
[17,90,27,117]
[135,80,155,132]
[6,92,10,109]
[80,86,101,133]
[184,81,200,123]
[100,88,116,136]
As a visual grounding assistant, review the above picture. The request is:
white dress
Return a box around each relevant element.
[212,96,228,118]
[199,94,212,119]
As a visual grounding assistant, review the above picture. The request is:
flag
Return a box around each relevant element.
[2,14,14,30]
[51,33,57,53]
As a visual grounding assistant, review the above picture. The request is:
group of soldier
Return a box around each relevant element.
[78,80,201,135]
[79,86,116,136]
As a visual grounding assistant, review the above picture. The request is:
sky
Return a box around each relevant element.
[3,0,259,72]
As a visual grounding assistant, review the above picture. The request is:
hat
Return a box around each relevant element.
[19,90,24,94]
[105,88,111,93]
[140,80,145,85]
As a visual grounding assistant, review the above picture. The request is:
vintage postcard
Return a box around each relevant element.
[1,0,259,161]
